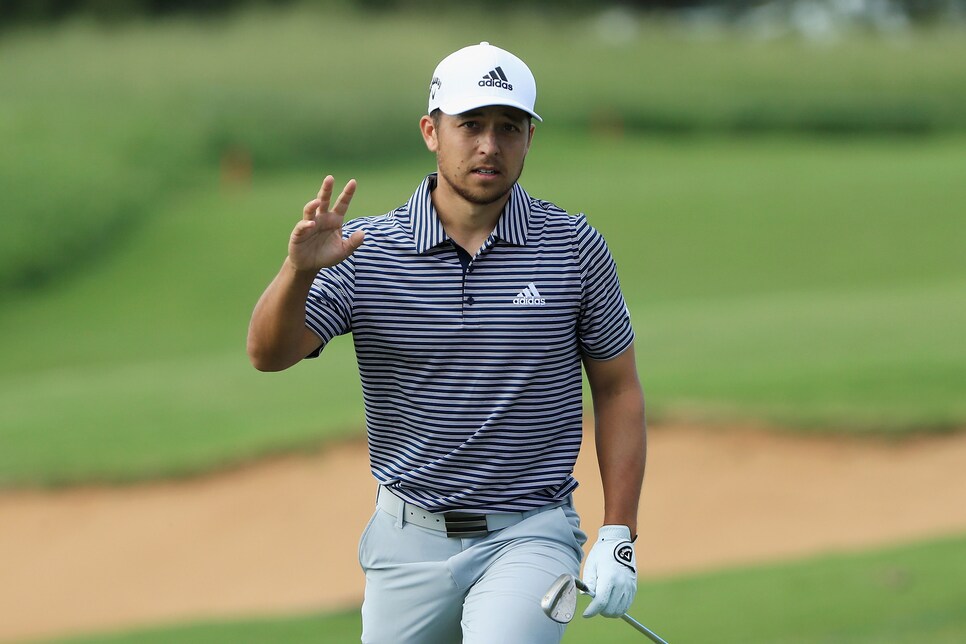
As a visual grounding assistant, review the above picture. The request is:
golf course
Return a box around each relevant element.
[2,4,965,642]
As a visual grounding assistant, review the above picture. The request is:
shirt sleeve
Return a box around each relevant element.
[303,253,355,358]
[575,214,635,360]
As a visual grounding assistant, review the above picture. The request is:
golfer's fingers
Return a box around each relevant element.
[583,583,612,618]
[303,198,321,221]
[618,588,634,615]
[583,594,603,617]
[601,587,631,618]
[332,178,357,217]
[316,175,335,213]
[346,229,365,251]
[291,219,316,240]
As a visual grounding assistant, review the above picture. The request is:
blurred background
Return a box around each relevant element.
[1,0,965,642]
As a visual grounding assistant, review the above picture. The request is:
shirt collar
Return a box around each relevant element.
[405,173,531,254]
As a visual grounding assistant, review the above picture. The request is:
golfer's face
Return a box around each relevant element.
[434,106,534,207]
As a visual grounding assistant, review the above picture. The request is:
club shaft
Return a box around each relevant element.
[574,578,669,643]
[621,613,669,644]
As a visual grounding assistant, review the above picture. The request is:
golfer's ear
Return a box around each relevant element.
[419,115,439,153]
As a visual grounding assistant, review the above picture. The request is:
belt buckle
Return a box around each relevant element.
[443,512,489,538]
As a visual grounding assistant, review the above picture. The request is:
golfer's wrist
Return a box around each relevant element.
[283,255,320,280]
[602,507,637,537]
[598,524,633,541]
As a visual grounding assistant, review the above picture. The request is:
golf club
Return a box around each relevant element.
[541,573,669,644]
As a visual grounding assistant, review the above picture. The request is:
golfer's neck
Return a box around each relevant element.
[432,187,508,253]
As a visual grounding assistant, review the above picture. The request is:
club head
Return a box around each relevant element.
[541,573,578,623]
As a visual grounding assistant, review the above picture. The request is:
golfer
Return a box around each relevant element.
[247,42,647,643]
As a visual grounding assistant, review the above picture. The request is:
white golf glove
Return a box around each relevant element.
[582,524,637,618]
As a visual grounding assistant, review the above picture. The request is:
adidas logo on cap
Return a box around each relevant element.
[428,42,542,121]
[480,66,513,91]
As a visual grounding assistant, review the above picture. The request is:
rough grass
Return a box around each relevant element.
[3,7,965,293]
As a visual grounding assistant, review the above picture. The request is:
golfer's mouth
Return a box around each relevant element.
[472,167,501,178]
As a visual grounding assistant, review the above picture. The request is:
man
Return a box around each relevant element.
[247,42,646,643]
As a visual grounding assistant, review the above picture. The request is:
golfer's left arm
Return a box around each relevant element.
[580,343,646,618]
[584,343,646,535]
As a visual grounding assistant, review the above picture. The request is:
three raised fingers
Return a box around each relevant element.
[305,176,355,221]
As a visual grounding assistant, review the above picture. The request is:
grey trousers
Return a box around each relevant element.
[358,496,586,644]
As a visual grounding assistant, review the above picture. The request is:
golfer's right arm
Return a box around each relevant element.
[247,176,363,372]
[247,260,324,372]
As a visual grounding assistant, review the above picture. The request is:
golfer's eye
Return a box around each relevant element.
[460,120,480,129]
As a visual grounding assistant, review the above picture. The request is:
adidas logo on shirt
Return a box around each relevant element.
[513,282,546,306]
[480,66,513,91]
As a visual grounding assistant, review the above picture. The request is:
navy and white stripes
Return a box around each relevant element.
[305,174,634,513]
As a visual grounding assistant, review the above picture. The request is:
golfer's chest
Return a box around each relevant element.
[351,253,582,347]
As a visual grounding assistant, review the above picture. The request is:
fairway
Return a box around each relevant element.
[2,133,964,487]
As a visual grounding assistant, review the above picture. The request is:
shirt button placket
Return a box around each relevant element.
[462,264,479,328]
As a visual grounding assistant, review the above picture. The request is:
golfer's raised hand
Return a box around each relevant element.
[289,175,365,272]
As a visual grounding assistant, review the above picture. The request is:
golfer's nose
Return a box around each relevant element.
[477,129,500,156]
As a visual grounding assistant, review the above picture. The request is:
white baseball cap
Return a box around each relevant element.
[428,42,542,122]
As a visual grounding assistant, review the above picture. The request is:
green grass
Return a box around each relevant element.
[1,8,965,486]
[524,133,966,431]
[49,611,363,644]
[48,533,966,643]
[3,7,966,293]
[2,131,964,486]
[0,172,369,487]
[636,281,966,431]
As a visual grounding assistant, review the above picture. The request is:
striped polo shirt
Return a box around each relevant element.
[305,174,634,513]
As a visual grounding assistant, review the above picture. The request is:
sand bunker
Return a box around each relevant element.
[2,422,966,642]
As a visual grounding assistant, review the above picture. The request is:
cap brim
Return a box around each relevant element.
[437,96,542,122]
